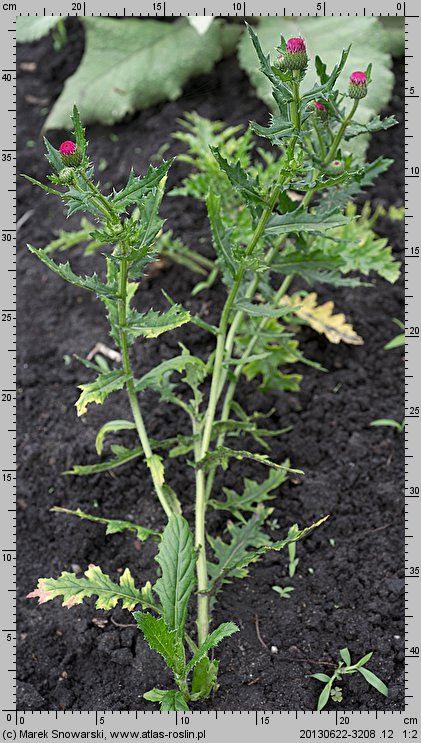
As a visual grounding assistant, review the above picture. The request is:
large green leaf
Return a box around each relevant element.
[133,614,184,675]
[76,370,129,416]
[51,507,159,542]
[154,515,196,638]
[44,18,230,130]
[238,17,395,157]
[27,565,157,612]
[16,16,60,43]
[265,207,349,237]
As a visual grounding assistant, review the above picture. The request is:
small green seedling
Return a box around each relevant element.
[384,318,405,350]
[272,585,294,599]
[287,524,300,578]
[370,418,405,433]
[312,647,388,710]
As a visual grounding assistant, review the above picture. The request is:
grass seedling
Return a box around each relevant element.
[312,647,388,710]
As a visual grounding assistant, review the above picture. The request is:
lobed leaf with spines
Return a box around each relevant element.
[76,370,130,416]
[27,246,117,300]
[51,507,160,542]
[27,565,158,612]
[209,469,287,521]
[110,160,174,213]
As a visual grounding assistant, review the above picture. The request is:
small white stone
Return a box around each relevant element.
[271,645,278,654]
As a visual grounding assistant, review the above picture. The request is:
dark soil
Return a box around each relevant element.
[17,19,405,711]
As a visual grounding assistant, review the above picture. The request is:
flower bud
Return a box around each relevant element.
[348,71,367,100]
[59,140,83,167]
[327,159,345,176]
[272,54,286,71]
[313,100,328,120]
[58,167,75,185]
[282,36,308,71]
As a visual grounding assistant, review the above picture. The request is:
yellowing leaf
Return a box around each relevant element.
[285,292,363,345]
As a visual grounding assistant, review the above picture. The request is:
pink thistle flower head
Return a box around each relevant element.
[313,99,328,120]
[281,36,308,72]
[286,37,306,54]
[349,70,367,85]
[348,70,368,99]
[59,140,77,156]
[59,140,82,167]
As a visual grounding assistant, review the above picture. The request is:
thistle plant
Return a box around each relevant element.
[26,28,397,710]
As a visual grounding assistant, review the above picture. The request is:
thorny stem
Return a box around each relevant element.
[205,274,294,501]
[195,185,282,645]
[324,99,359,164]
[117,247,173,520]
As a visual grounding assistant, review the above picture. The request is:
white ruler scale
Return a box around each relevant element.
[0,0,418,739]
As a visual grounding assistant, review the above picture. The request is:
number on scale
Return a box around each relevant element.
[2,153,11,161]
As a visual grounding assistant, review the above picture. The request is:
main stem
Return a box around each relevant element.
[195,186,282,644]
[117,254,173,520]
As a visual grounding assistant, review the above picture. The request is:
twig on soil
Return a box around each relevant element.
[110,617,136,629]
[254,614,269,650]
[87,342,122,363]
[355,522,394,541]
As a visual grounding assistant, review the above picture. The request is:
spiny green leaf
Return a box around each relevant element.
[22,174,62,197]
[206,192,238,281]
[135,352,206,396]
[64,444,143,476]
[186,622,239,674]
[27,245,116,299]
[133,613,185,675]
[210,147,265,210]
[233,298,298,319]
[209,469,287,521]
[154,515,197,637]
[44,17,229,129]
[110,160,174,213]
[51,507,160,542]
[265,207,349,237]
[95,419,136,455]
[236,516,329,570]
[76,370,129,416]
[195,446,303,475]
[207,507,272,591]
[144,688,189,711]
[28,565,157,611]
[126,304,190,340]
